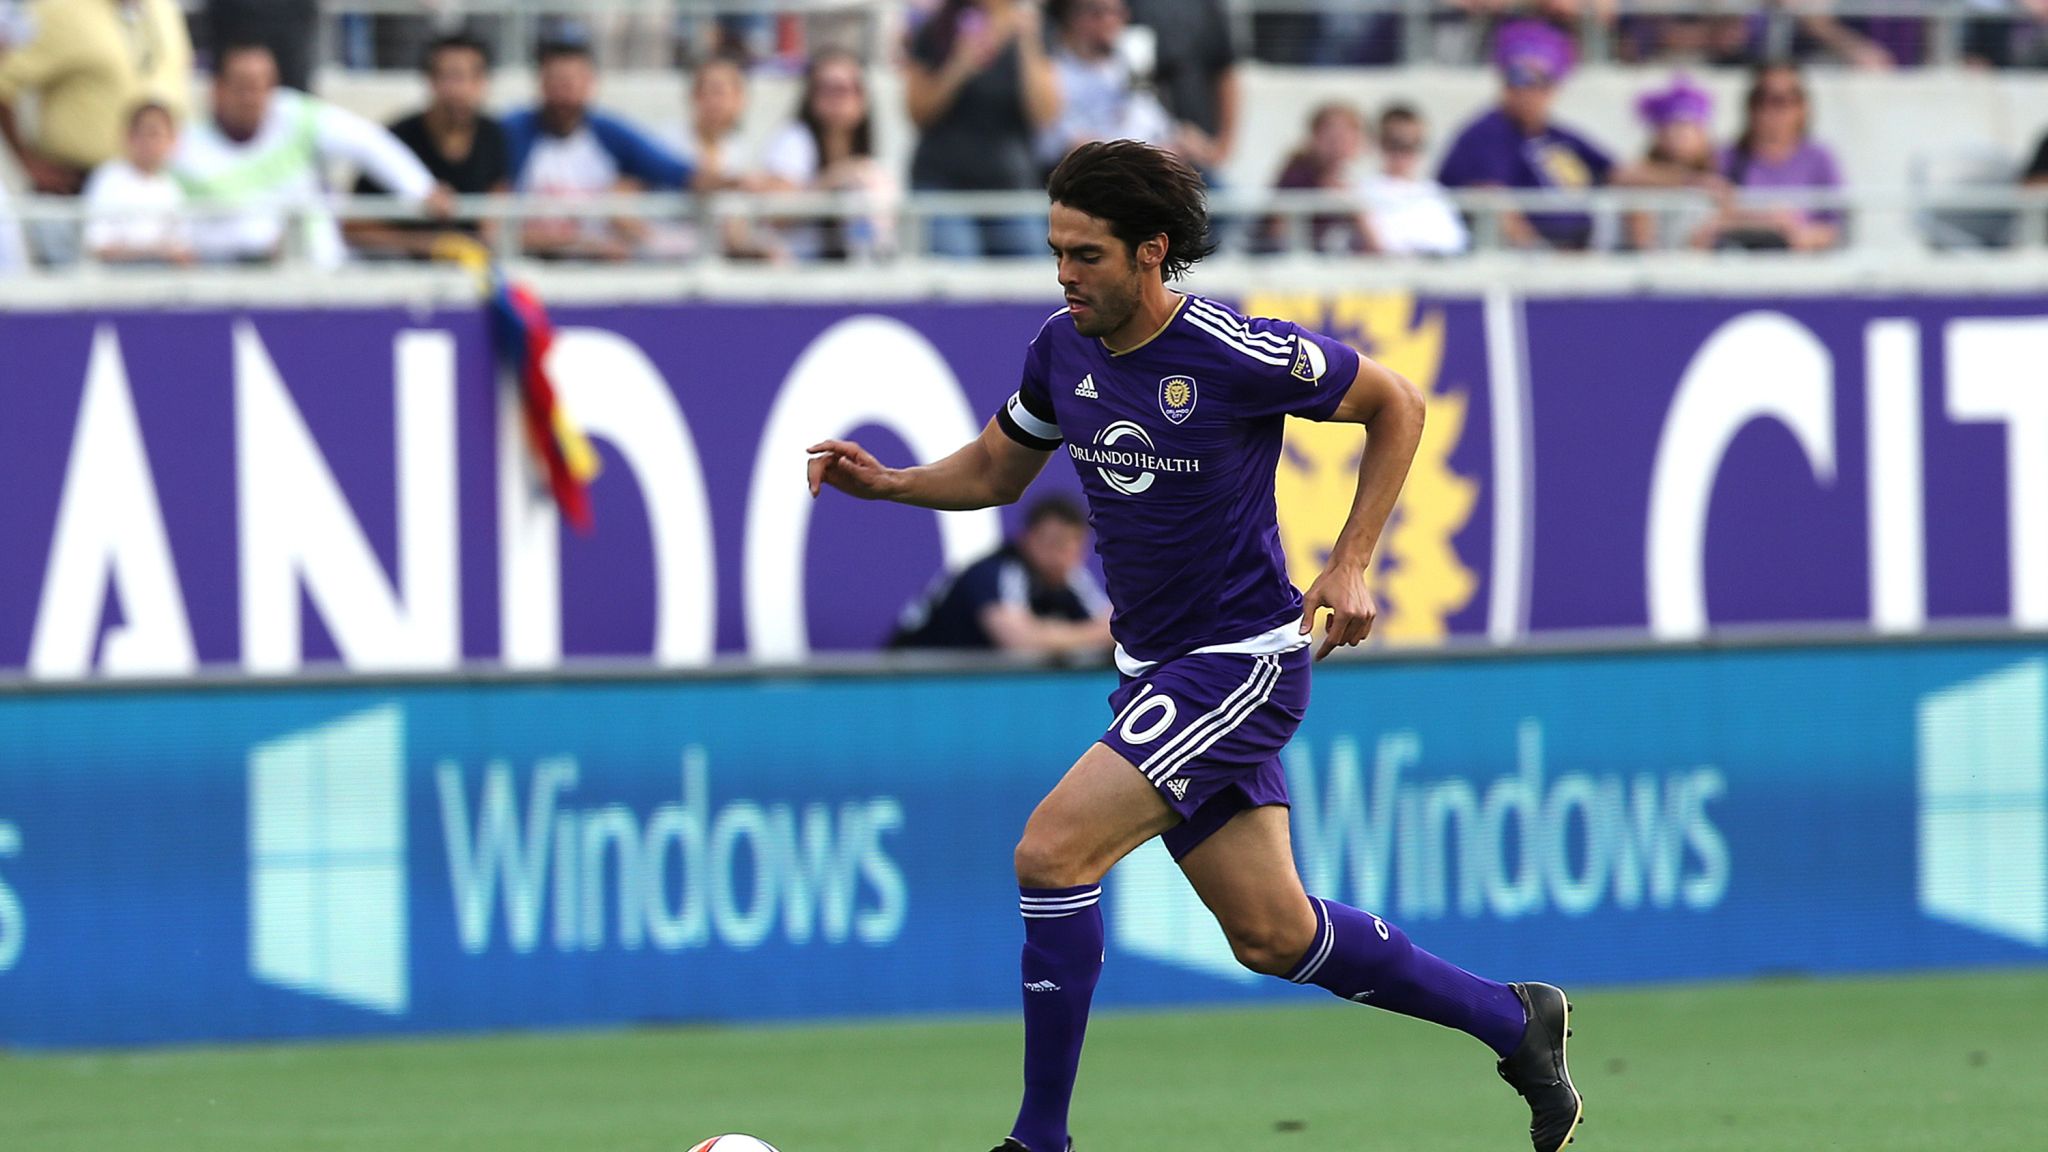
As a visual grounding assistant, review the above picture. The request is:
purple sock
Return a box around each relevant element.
[1286,896,1527,1058]
[1009,885,1102,1152]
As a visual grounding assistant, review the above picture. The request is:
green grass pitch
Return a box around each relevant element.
[4,969,2042,1151]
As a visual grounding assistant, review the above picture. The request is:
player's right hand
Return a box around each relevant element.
[806,439,897,501]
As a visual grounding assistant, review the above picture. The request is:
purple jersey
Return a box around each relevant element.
[994,293,1362,668]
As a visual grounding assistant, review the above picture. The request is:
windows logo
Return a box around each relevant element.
[1917,659,2048,949]
[247,705,410,1014]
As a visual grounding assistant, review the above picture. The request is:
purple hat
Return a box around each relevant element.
[1493,20,1575,88]
[1637,77,1712,127]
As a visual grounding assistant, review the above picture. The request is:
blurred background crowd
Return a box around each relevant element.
[0,0,2044,270]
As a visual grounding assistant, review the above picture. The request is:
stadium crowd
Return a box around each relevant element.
[0,0,2042,269]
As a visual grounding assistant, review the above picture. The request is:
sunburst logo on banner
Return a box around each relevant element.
[1244,292,1479,645]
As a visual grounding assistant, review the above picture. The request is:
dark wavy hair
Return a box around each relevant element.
[799,47,872,164]
[1045,140,1216,280]
[422,32,491,74]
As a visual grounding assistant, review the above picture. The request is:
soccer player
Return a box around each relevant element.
[806,140,1582,1152]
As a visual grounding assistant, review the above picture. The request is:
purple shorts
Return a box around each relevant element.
[1098,644,1313,860]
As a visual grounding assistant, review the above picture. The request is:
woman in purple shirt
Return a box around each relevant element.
[1705,62,1844,252]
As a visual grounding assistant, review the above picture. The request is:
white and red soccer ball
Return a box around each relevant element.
[688,1137,780,1152]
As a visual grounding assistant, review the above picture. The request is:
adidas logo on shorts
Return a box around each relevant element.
[1025,980,1063,993]
[1164,778,1189,800]
[1074,374,1098,398]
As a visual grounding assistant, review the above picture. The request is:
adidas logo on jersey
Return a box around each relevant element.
[1074,374,1098,398]
[1165,778,1190,800]
[1025,980,1063,993]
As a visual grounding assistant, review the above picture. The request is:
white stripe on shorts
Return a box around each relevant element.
[1134,655,1271,783]
[1146,657,1281,788]
[1139,654,1281,786]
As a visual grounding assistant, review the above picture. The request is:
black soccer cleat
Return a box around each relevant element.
[1497,982,1584,1152]
[988,1141,1072,1152]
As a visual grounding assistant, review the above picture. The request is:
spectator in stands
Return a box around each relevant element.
[1035,0,1172,177]
[1359,103,1468,257]
[649,53,784,261]
[0,0,192,210]
[1703,62,1843,252]
[1262,102,1375,255]
[888,496,1112,657]
[1612,76,1724,252]
[175,43,443,267]
[681,55,751,192]
[82,100,190,265]
[504,39,693,261]
[758,47,897,261]
[1125,0,1239,178]
[346,33,509,260]
[207,0,320,93]
[1437,19,1612,251]
[904,0,1060,258]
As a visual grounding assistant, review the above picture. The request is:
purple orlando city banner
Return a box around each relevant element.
[0,293,2042,680]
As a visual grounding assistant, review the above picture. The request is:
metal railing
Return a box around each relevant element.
[14,183,2047,271]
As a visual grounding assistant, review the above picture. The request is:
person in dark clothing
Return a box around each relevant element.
[890,496,1111,656]
[1125,0,1239,177]
[903,0,1060,258]
[347,33,509,259]
[1437,20,1613,251]
[208,0,319,92]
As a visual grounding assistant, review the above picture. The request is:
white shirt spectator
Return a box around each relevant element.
[520,123,621,195]
[673,125,746,181]
[521,124,627,246]
[753,121,901,262]
[83,159,189,258]
[1358,173,1469,256]
[1035,47,1173,168]
[758,122,819,186]
[174,88,435,267]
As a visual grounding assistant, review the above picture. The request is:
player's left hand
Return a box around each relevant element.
[1300,563,1377,661]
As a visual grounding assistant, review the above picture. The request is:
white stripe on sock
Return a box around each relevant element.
[1291,898,1337,984]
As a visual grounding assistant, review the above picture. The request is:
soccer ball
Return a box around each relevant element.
[688,1138,780,1152]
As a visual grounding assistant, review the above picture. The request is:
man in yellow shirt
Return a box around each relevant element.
[0,0,192,193]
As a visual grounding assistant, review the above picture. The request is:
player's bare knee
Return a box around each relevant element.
[1013,831,1099,889]
[1222,915,1318,976]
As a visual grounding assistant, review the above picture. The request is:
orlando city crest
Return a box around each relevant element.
[1158,375,1197,424]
